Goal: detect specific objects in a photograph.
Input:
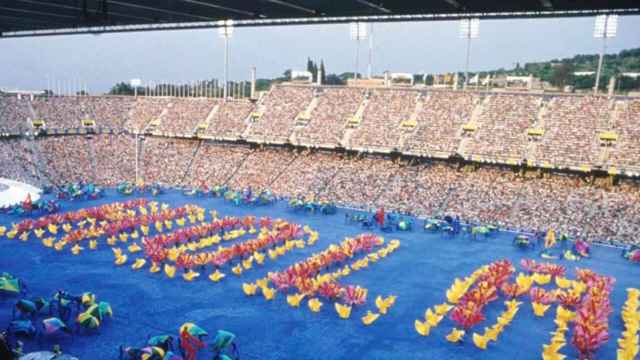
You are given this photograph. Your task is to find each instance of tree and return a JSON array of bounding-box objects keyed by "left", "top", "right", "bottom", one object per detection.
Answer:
[
  {"left": 339, "top": 72, "right": 358, "bottom": 81},
  {"left": 320, "top": 60, "right": 326, "bottom": 84},
  {"left": 324, "top": 74, "right": 345, "bottom": 85},
  {"left": 306, "top": 58, "right": 313, "bottom": 74},
  {"left": 551, "top": 62, "right": 575, "bottom": 88},
  {"left": 424, "top": 74, "right": 434, "bottom": 86},
  {"left": 573, "top": 75, "right": 595, "bottom": 90},
  {"left": 312, "top": 63, "right": 318, "bottom": 82},
  {"left": 617, "top": 75, "right": 640, "bottom": 91},
  {"left": 255, "top": 79, "right": 272, "bottom": 92},
  {"left": 109, "top": 82, "right": 135, "bottom": 95}
]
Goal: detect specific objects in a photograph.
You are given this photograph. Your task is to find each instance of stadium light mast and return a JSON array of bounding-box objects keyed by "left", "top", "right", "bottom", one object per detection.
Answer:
[
  {"left": 350, "top": 22, "right": 367, "bottom": 85},
  {"left": 459, "top": 18, "right": 479, "bottom": 89},
  {"left": 593, "top": 15, "right": 617, "bottom": 95},
  {"left": 218, "top": 20, "right": 234, "bottom": 99},
  {"left": 368, "top": 23, "right": 374, "bottom": 79}
]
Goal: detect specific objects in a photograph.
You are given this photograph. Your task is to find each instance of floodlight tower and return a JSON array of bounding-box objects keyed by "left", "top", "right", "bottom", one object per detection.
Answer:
[
  {"left": 593, "top": 15, "right": 617, "bottom": 95},
  {"left": 368, "top": 23, "right": 374, "bottom": 79},
  {"left": 218, "top": 20, "right": 234, "bottom": 99},
  {"left": 350, "top": 22, "right": 368, "bottom": 85},
  {"left": 459, "top": 18, "right": 479, "bottom": 89}
]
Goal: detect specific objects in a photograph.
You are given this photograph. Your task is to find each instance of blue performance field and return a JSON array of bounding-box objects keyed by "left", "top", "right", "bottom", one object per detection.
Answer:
[{"left": 0, "top": 189, "right": 638, "bottom": 360}]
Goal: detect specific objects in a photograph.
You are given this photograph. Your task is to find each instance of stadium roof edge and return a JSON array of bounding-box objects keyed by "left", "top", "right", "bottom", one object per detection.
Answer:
[{"left": 1, "top": 2, "right": 639, "bottom": 38}]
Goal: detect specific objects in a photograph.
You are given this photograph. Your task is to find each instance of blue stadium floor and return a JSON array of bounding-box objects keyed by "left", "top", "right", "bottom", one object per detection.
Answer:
[{"left": 0, "top": 189, "right": 637, "bottom": 359}]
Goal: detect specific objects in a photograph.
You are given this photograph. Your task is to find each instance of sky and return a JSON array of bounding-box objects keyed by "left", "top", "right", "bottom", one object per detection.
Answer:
[{"left": 0, "top": 15, "right": 639, "bottom": 93}]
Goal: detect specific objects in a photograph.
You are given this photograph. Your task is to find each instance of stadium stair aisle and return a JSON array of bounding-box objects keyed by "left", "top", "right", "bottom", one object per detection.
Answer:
[
  {"left": 224, "top": 150, "right": 252, "bottom": 186},
  {"left": 314, "top": 157, "right": 345, "bottom": 198},
  {"left": 179, "top": 139, "right": 203, "bottom": 186},
  {"left": 87, "top": 135, "right": 98, "bottom": 182},
  {"left": 268, "top": 152, "right": 299, "bottom": 189}
]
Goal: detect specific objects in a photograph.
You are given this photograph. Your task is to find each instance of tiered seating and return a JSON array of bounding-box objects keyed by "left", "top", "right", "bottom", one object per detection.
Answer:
[
  {"left": 376, "top": 163, "right": 461, "bottom": 216},
  {"left": 81, "top": 97, "right": 135, "bottom": 129},
  {"left": 92, "top": 134, "right": 136, "bottom": 186},
  {"left": 40, "top": 136, "right": 94, "bottom": 183},
  {"left": 158, "top": 98, "right": 216, "bottom": 135},
  {"left": 142, "top": 137, "right": 196, "bottom": 185},
  {"left": 609, "top": 100, "right": 640, "bottom": 171},
  {"left": 444, "top": 167, "right": 523, "bottom": 225},
  {"left": 350, "top": 89, "right": 416, "bottom": 151},
  {"left": 32, "top": 97, "right": 86, "bottom": 129},
  {"left": 32, "top": 96, "right": 138, "bottom": 130},
  {"left": 506, "top": 175, "right": 596, "bottom": 237},
  {"left": 465, "top": 94, "right": 539, "bottom": 161},
  {"left": 125, "top": 98, "right": 169, "bottom": 133},
  {"left": 4, "top": 88, "right": 640, "bottom": 246},
  {"left": 204, "top": 100, "right": 254, "bottom": 139},
  {"left": 318, "top": 156, "right": 400, "bottom": 208},
  {"left": 228, "top": 148, "right": 295, "bottom": 190},
  {"left": 247, "top": 86, "right": 313, "bottom": 143},
  {"left": 533, "top": 96, "right": 609, "bottom": 168},
  {"left": 602, "top": 181, "right": 640, "bottom": 245},
  {"left": 185, "top": 143, "right": 251, "bottom": 187},
  {"left": 270, "top": 151, "right": 343, "bottom": 197},
  {"left": 0, "top": 139, "right": 39, "bottom": 184},
  {"left": 0, "top": 96, "right": 31, "bottom": 132},
  {"left": 404, "top": 91, "right": 478, "bottom": 157},
  {"left": 294, "top": 88, "right": 364, "bottom": 147}
]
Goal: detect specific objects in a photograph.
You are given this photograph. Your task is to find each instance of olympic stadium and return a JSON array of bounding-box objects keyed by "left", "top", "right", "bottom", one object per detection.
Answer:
[{"left": 1, "top": 1, "right": 640, "bottom": 359}]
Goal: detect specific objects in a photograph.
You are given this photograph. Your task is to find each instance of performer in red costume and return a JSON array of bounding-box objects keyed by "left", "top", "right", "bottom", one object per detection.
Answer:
[
  {"left": 180, "top": 327, "right": 206, "bottom": 360},
  {"left": 22, "top": 194, "right": 33, "bottom": 212},
  {"left": 375, "top": 207, "right": 385, "bottom": 227}
]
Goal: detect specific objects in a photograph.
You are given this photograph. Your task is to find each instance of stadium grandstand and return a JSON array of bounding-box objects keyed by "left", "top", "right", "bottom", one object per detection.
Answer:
[
  {"left": 2, "top": 86, "right": 640, "bottom": 246},
  {"left": 1, "top": 2, "right": 640, "bottom": 360}
]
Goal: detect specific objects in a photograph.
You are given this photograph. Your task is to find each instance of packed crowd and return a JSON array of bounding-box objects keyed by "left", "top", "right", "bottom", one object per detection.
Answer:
[
  {"left": 92, "top": 134, "right": 136, "bottom": 186},
  {"left": 246, "top": 85, "right": 314, "bottom": 143},
  {"left": 269, "top": 150, "right": 342, "bottom": 197},
  {"left": 141, "top": 137, "right": 196, "bottom": 185},
  {"left": 0, "top": 139, "right": 40, "bottom": 184},
  {"left": 81, "top": 96, "right": 135, "bottom": 129},
  {"left": 29, "top": 96, "right": 134, "bottom": 129},
  {"left": 375, "top": 162, "right": 453, "bottom": 215},
  {"left": 317, "top": 155, "right": 401, "bottom": 208},
  {"left": 227, "top": 147, "right": 295, "bottom": 190},
  {"left": 3, "top": 88, "right": 640, "bottom": 173},
  {"left": 39, "top": 136, "right": 94, "bottom": 184},
  {"left": 0, "top": 96, "right": 32, "bottom": 132},
  {"left": 1, "top": 134, "right": 640, "bottom": 245},
  {"left": 185, "top": 142, "right": 250, "bottom": 187},
  {"left": 293, "top": 87, "right": 364, "bottom": 147},
  {"left": 158, "top": 98, "right": 217, "bottom": 135},
  {"left": 124, "top": 97, "right": 168, "bottom": 132},
  {"left": 609, "top": 99, "right": 640, "bottom": 170},
  {"left": 403, "top": 91, "right": 478, "bottom": 157},
  {"left": 2, "top": 88, "right": 640, "bottom": 246},
  {"left": 465, "top": 94, "right": 540, "bottom": 161},
  {"left": 532, "top": 96, "right": 610, "bottom": 167},
  {"left": 349, "top": 89, "right": 416, "bottom": 150},
  {"left": 204, "top": 99, "right": 255, "bottom": 139},
  {"left": 31, "top": 97, "right": 86, "bottom": 129}
]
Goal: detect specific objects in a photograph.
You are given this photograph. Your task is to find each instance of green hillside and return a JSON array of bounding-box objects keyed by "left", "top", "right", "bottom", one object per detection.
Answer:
[{"left": 509, "top": 47, "right": 640, "bottom": 90}]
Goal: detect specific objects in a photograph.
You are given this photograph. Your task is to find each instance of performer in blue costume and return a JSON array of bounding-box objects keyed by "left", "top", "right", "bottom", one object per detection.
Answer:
[{"left": 513, "top": 234, "right": 535, "bottom": 250}]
